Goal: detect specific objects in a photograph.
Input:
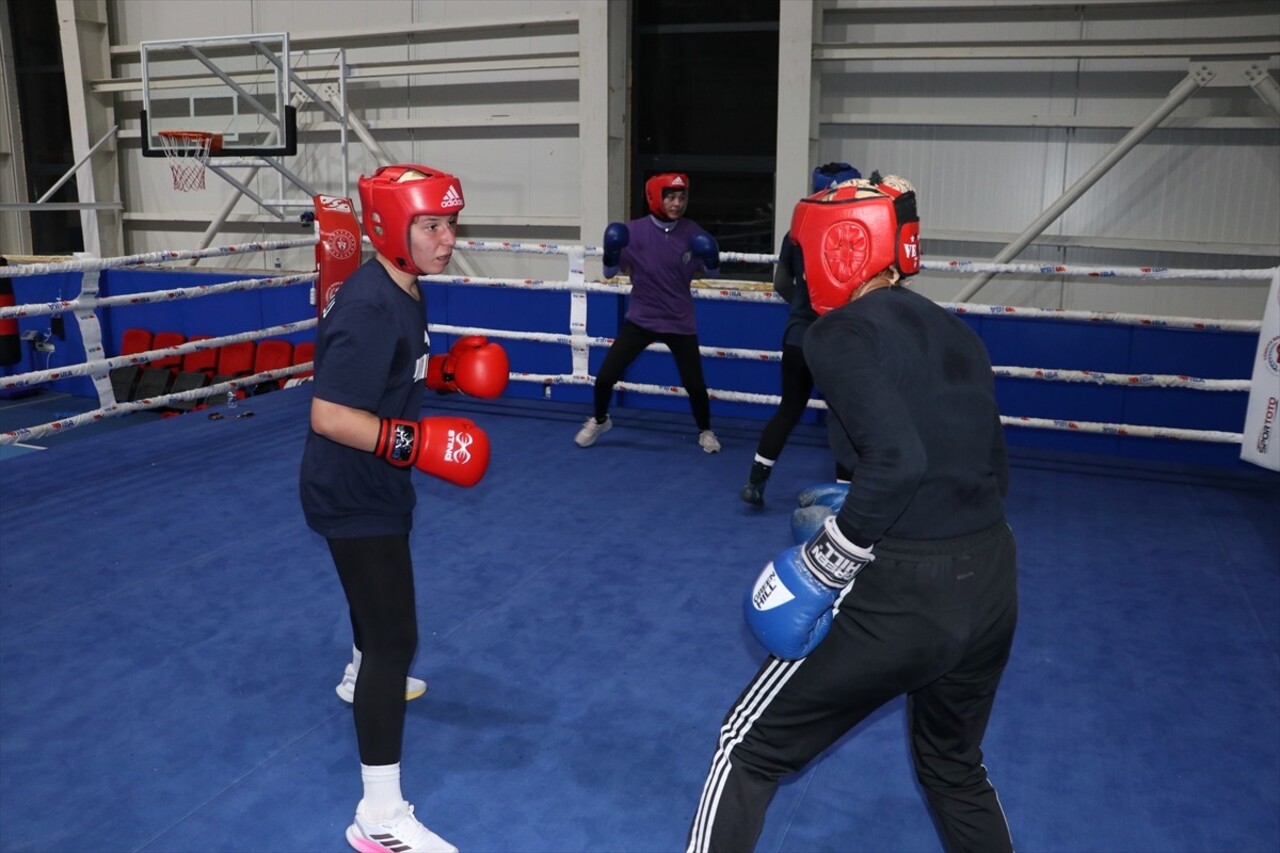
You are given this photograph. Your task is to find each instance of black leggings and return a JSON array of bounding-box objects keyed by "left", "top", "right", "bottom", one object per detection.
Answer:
[
  {"left": 329, "top": 535, "right": 418, "bottom": 766},
  {"left": 756, "top": 343, "right": 851, "bottom": 479},
  {"left": 594, "top": 321, "right": 711, "bottom": 431}
]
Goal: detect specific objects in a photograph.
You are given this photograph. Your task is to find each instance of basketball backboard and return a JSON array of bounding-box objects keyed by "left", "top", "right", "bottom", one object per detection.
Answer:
[{"left": 139, "top": 32, "right": 297, "bottom": 159}]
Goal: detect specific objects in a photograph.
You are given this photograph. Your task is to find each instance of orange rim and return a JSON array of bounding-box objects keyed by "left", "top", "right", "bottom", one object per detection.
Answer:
[{"left": 158, "top": 130, "right": 222, "bottom": 155}]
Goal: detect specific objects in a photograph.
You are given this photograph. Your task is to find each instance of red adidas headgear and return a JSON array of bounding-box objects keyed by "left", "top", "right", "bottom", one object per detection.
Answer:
[
  {"left": 789, "top": 175, "right": 920, "bottom": 314},
  {"left": 644, "top": 173, "right": 689, "bottom": 220},
  {"left": 358, "top": 164, "right": 465, "bottom": 275}
]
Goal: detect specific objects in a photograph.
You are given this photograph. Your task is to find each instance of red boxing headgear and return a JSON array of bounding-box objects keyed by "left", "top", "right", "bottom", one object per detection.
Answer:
[
  {"left": 358, "top": 164, "right": 465, "bottom": 275},
  {"left": 645, "top": 173, "right": 689, "bottom": 220},
  {"left": 789, "top": 175, "right": 920, "bottom": 314}
]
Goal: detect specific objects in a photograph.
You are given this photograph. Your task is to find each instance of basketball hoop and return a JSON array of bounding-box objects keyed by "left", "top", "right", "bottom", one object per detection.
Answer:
[{"left": 157, "top": 130, "right": 222, "bottom": 191}]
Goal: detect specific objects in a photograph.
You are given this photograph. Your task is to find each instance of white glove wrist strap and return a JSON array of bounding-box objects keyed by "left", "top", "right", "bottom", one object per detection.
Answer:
[{"left": 802, "top": 515, "right": 875, "bottom": 588}]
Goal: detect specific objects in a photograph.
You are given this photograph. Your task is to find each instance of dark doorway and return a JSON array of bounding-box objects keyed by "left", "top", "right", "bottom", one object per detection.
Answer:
[
  {"left": 631, "top": 0, "right": 779, "bottom": 279},
  {"left": 6, "top": 0, "right": 81, "bottom": 254}
]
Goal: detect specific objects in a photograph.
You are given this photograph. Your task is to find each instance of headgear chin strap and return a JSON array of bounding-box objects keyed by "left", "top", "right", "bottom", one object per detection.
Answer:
[
  {"left": 358, "top": 164, "right": 465, "bottom": 275},
  {"left": 644, "top": 173, "right": 689, "bottom": 220},
  {"left": 789, "top": 174, "right": 920, "bottom": 315}
]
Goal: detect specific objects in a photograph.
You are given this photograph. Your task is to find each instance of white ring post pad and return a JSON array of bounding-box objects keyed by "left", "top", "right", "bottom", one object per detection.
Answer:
[{"left": 313, "top": 195, "right": 362, "bottom": 319}]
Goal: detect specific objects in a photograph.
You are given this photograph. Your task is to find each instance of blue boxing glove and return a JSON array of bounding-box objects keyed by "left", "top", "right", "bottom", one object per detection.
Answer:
[
  {"left": 602, "top": 222, "right": 630, "bottom": 276},
  {"left": 792, "top": 482, "right": 850, "bottom": 543},
  {"left": 745, "top": 515, "right": 875, "bottom": 660},
  {"left": 791, "top": 504, "right": 834, "bottom": 545},
  {"left": 797, "top": 481, "right": 849, "bottom": 510},
  {"left": 689, "top": 231, "right": 720, "bottom": 276}
]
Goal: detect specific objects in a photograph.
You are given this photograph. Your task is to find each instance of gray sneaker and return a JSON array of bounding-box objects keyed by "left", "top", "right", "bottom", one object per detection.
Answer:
[
  {"left": 575, "top": 415, "right": 612, "bottom": 447},
  {"left": 698, "top": 430, "right": 721, "bottom": 453}
]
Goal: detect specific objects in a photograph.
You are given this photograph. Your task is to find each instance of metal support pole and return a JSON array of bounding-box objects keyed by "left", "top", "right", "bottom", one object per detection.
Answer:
[
  {"left": 36, "top": 125, "right": 118, "bottom": 204},
  {"left": 184, "top": 166, "right": 261, "bottom": 266},
  {"left": 1242, "top": 63, "right": 1280, "bottom": 117},
  {"left": 319, "top": 85, "right": 394, "bottom": 167},
  {"left": 185, "top": 45, "right": 282, "bottom": 130},
  {"left": 953, "top": 67, "right": 1213, "bottom": 302},
  {"left": 206, "top": 165, "right": 282, "bottom": 215}
]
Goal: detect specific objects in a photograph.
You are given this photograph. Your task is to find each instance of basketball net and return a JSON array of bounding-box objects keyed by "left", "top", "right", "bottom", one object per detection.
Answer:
[{"left": 158, "top": 131, "right": 221, "bottom": 191}]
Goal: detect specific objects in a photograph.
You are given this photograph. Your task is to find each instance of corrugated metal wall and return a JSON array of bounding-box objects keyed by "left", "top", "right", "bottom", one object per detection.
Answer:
[
  {"left": 96, "top": 0, "right": 1280, "bottom": 318},
  {"left": 815, "top": 0, "right": 1279, "bottom": 318}
]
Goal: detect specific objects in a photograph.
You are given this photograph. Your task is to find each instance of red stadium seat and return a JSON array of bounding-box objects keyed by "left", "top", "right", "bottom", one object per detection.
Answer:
[
  {"left": 214, "top": 341, "right": 256, "bottom": 377},
  {"left": 149, "top": 331, "right": 186, "bottom": 373},
  {"left": 250, "top": 339, "right": 293, "bottom": 394},
  {"left": 291, "top": 341, "right": 315, "bottom": 381},
  {"left": 120, "top": 328, "right": 152, "bottom": 357},
  {"left": 212, "top": 341, "right": 256, "bottom": 401},
  {"left": 182, "top": 334, "right": 218, "bottom": 377}
]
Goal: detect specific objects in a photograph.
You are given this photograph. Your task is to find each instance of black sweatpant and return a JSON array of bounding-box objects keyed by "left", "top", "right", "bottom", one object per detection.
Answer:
[
  {"left": 593, "top": 320, "right": 711, "bottom": 430},
  {"left": 755, "top": 343, "right": 851, "bottom": 479},
  {"left": 687, "top": 521, "right": 1018, "bottom": 853},
  {"left": 329, "top": 535, "right": 419, "bottom": 767}
]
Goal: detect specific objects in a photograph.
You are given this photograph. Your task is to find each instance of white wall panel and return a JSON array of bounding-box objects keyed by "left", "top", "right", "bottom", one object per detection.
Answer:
[
  {"left": 250, "top": 0, "right": 412, "bottom": 35},
  {"left": 103, "top": 0, "right": 587, "bottom": 278},
  {"left": 809, "top": 1, "right": 1280, "bottom": 319},
  {"left": 87, "top": 1, "right": 1280, "bottom": 321},
  {"left": 821, "top": 124, "right": 1066, "bottom": 234},
  {"left": 398, "top": 133, "right": 581, "bottom": 219},
  {"left": 110, "top": 0, "right": 256, "bottom": 45},
  {"left": 1057, "top": 127, "right": 1280, "bottom": 248}
]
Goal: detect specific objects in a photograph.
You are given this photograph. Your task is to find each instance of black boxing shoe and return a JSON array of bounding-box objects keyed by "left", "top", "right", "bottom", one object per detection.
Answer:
[{"left": 740, "top": 460, "right": 772, "bottom": 506}]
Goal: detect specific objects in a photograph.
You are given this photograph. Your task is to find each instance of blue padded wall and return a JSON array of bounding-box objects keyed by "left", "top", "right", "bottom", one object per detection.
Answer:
[
  {"left": 2, "top": 265, "right": 1264, "bottom": 471},
  {"left": 1, "top": 271, "right": 94, "bottom": 398},
  {"left": 0, "top": 268, "right": 313, "bottom": 399},
  {"left": 426, "top": 280, "right": 1260, "bottom": 469},
  {"left": 98, "top": 268, "right": 314, "bottom": 355}
]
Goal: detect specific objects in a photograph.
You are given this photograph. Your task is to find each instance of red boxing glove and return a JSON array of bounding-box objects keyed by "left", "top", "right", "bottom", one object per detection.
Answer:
[
  {"left": 453, "top": 335, "right": 489, "bottom": 349},
  {"left": 375, "top": 416, "right": 490, "bottom": 487},
  {"left": 426, "top": 336, "right": 510, "bottom": 398},
  {"left": 426, "top": 354, "right": 454, "bottom": 395},
  {"left": 375, "top": 418, "right": 422, "bottom": 467}
]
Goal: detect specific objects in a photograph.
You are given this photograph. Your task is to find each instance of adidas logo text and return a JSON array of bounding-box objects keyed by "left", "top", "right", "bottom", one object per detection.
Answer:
[{"left": 440, "top": 186, "right": 463, "bottom": 208}]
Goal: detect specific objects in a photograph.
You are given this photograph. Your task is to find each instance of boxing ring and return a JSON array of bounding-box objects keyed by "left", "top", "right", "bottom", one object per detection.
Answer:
[
  {"left": 2, "top": 232, "right": 1276, "bottom": 462},
  {"left": 0, "top": 231, "right": 1278, "bottom": 853}
]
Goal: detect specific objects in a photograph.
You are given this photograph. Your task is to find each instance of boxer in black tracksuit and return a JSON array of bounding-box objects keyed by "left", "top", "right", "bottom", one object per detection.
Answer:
[{"left": 688, "top": 262, "right": 1017, "bottom": 850}]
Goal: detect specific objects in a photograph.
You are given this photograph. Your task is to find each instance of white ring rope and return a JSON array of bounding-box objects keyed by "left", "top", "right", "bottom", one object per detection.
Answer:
[
  {"left": 0, "top": 273, "right": 316, "bottom": 321},
  {"left": 1003, "top": 416, "right": 1243, "bottom": 444},
  {"left": 2, "top": 367, "right": 311, "bottom": 444},
  {"left": 944, "top": 303, "right": 1260, "bottom": 333},
  {"left": 431, "top": 323, "right": 1246, "bottom": 391},
  {"left": 927, "top": 258, "right": 1275, "bottom": 282},
  {"left": 0, "top": 238, "right": 316, "bottom": 277},
  {"left": 2, "top": 237, "right": 1274, "bottom": 447},
  {"left": 990, "top": 366, "right": 1250, "bottom": 391},
  {"left": 424, "top": 274, "right": 1264, "bottom": 333}
]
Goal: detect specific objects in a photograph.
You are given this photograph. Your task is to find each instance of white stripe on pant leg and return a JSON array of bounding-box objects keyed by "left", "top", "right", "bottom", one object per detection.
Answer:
[
  {"left": 984, "top": 766, "right": 1015, "bottom": 849},
  {"left": 689, "top": 659, "right": 792, "bottom": 853},
  {"left": 715, "top": 655, "right": 793, "bottom": 751},
  {"left": 707, "top": 587, "right": 856, "bottom": 758},
  {"left": 688, "top": 656, "right": 806, "bottom": 853},
  {"left": 690, "top": 658, "right": 800, "bottom": 852},
  {"left": 691, "top": 586, "right": 861, "bottom": 849}
]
